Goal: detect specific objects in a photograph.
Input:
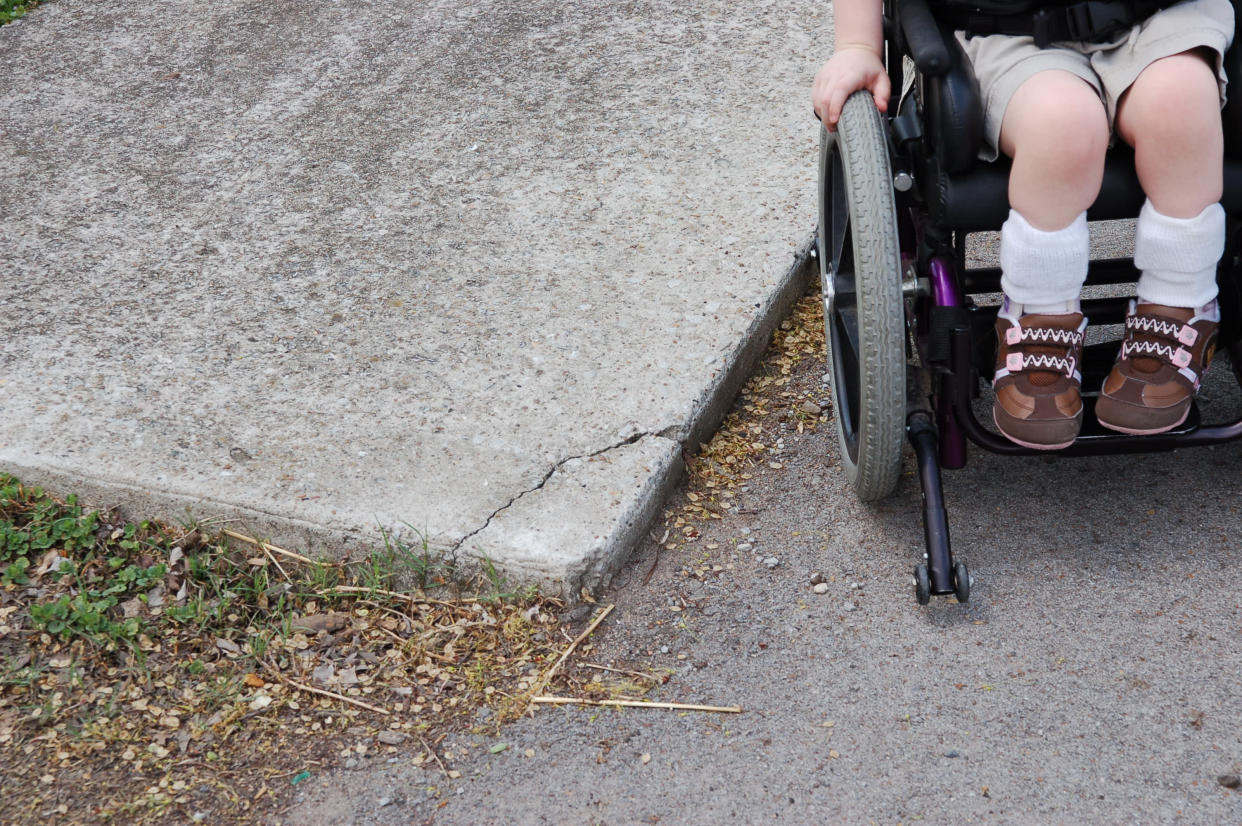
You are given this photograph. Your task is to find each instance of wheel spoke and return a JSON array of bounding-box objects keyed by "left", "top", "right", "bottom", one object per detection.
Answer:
[
  {"left": 833, "top": 306, "right": 863, "bottom": 452},
  {"left": 830, "top": 155, "right": 849, "bottom": 276}
]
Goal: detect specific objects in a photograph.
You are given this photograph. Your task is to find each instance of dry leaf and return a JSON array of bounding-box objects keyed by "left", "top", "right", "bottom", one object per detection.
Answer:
[
  {"left": 215, "top": 639, "right": 241, "bottom": 655},
  {"left": 290, "top": 613, "right": 349, "bottom": 634}
]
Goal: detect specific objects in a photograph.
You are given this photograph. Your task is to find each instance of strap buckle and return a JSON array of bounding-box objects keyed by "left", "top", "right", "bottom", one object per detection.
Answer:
[
  {"left": 1031, "top": 8, "right": 1056, "bottom": 47},
  {"left": 1069, "top": 1, "right": 1132, "bottom": 40},
  {"left": 1033, "top": 0, "right": 1133, "bottom": 47}
]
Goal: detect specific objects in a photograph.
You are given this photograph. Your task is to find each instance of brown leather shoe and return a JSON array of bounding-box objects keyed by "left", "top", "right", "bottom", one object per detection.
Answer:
[
  {"left": 992, "top": 301, "right": 1087, "bottom": 450},
  {"left": 1096, "top": 300, "right": 1219, "bottom": 435}
]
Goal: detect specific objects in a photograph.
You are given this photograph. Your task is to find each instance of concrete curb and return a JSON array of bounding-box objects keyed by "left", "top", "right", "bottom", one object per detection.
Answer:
[
  {"left": 0, "top": 0, "right": 828, "bottom": 600},
  {"left": 454, "top": 238, "right": 818, "bottom": 597},
  {"left": 2, "top": 239, "right": 817, "bottom": 599}
]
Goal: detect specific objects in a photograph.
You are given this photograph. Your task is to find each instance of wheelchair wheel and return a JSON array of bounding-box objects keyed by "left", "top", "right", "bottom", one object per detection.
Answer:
[
  {"left": 952, "top": 561, "right": 970, "bottom": 604},
  {"left": 913, "top": 563, "right": 931, "bottom": 606},
  {"left": 818, "top": 92, "right": 905, "bottom": 502}
]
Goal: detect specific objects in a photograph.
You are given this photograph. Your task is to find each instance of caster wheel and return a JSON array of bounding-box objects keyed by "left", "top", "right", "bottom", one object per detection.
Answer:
[
  {"left": 953, "top": 561, "right": 970, "bottom": 604},
  {"left": 913, "top": 564, "right": 931, "bottom": 606}
]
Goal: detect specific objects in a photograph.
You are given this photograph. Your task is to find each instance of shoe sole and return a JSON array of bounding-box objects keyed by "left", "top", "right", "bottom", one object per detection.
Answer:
[
  {"left": 992, "top": 409, "right": 1077, "bottom": 451},
  {"left": 1096, "top": 406, "right": 1190, "bottom": 436}
]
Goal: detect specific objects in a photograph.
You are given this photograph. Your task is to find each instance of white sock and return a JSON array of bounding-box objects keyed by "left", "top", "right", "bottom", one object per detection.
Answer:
[
  {"left": 999, "top": 209, "right": 1088, "bottom": 314},
  {"left": 1134, "top": 200, "right": 1224, "bottom": 308}
]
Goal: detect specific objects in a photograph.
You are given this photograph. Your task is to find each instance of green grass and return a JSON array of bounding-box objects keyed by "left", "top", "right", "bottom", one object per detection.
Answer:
[{"left": 0, "top": 0, "right": 38, "bottom": 24}]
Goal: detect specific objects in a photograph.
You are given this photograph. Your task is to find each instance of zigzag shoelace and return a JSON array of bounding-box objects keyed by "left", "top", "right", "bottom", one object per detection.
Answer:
[
  {"left": 1014, "top": 326, "right": 1084, "bottom": 347},
  {"left": 1120, "top": 338, "right": 1191, "bottom": 369},
  {"left": 1012, "top": 352, "right": 1078, "bottom": 376},
  {"left": 1003, "top": 323, "right": 1083, "bottom": 378},
  {"left": 1126, "top": 314, "right": 1184, "bottom": 339},
  {"left": 1121, "top": 314, "right": 1201, "bottom": 374},
  {"left": 1122, "top": 337, "right": 1197, "bottom": 372}
]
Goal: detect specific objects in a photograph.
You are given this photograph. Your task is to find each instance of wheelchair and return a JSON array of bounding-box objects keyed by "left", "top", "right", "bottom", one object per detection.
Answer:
[{"left": 816, "top": 0, "right": 1242, "bottom": 603}]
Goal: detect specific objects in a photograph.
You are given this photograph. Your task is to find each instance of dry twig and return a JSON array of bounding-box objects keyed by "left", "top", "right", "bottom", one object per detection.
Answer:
[
  {"left": 531, "top": 696, "right": 742, "bottom": 713},
  {"left": 419, "top": 735, "right": 450, "bottom": 777},
  {"left": 529, "top": 604, "right": 614, "bottom": 701},
  {"left": 222, "top": 529, "right": 315, "bottom": 565},
  {"left": 327, "top": 585, "right": 478, "bottom": 607},
  {"left": 581, "top": 662, "right": 662, "bottom": 683},
  {"left": 260, "top": 663, "right": 389, "bottom": 715},
  {"left": 263, "top": 545, "right": 291, "bottom": 582}
]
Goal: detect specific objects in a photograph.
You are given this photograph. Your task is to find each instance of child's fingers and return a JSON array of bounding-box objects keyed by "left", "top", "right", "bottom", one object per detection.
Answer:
[
  {"left": 826, "top": 86, "right": 851, "bottom": 130},
  {"left": 870, "top": 73, "right": 892, "bottom": 113}
]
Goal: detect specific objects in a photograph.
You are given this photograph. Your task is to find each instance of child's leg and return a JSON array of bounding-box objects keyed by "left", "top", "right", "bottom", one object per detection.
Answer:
[
  {"left": 1000, "top": 70, "right": 1110, "bottom": 232},
  {"left": 1117, "top": 49, "right": 1223, "bottom": 220},
  {"left": 1096, "top": 49, "right": 1225, "bottom": 434},
  {"left": 989, "top": 71, "right": 1106, "bottom": 449},
  {"left": 1116, "top": 49, "right": 1224, "bottom": 309}
]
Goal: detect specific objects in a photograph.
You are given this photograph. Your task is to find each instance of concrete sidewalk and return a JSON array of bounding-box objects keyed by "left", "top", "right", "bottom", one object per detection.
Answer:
[{"left": 0, "top": 0, "right": 825, "bottom": 596}]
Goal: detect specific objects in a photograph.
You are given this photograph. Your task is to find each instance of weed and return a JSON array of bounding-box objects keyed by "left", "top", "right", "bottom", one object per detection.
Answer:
[
  {"left": 0, "top": 477, "right": 97, "bottom": 585},
  {"left": 248, "top": 630, "right": 269, "bottom": 661},
  {"left": 476, "top": 553, "right": 537, "bottom": 604},
  {"left": 375, "top": 523, "right": 448, "bottom": 590},
  {"left": 1, "top": 0, "right": 41, "bottom": 25}
]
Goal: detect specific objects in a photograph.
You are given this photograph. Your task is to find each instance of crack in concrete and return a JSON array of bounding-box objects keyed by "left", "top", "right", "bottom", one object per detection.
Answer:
[
  {"left": 443, "top": 238, "right": 816, "bottom": 570},
  {"left": 447, "top": 430, "right": 659, "bottom": 561}
]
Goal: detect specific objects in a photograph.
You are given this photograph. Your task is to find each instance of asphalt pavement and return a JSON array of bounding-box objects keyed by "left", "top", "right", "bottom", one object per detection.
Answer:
[{"left": 288, "top": 224, "right": 1242, "bottom": 825}]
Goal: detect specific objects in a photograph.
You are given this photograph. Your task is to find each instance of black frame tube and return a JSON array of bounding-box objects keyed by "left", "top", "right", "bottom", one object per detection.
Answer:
[{"left": 907, "top": 412, "right": 955, "bottom": 595}]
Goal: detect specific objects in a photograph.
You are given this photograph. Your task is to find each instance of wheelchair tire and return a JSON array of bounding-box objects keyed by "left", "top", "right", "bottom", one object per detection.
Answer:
[
  {"left": 818, "top": 92, "right": 905, "bottom": 502},
  {"left": 953, "top": 561, "right": 970, "bottom": 604},
  {"left": 913, "top": 563, "right": 931, "bottom": 606}
]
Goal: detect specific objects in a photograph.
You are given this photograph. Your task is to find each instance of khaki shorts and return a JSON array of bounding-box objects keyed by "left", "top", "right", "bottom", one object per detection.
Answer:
[{"left": 956, "top": 0, "right": 1235, "bottom": 160}]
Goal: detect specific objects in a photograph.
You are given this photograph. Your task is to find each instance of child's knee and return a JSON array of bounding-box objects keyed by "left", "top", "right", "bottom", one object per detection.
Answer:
[
  {"left": 1002, "top": 72, "right": 1109, "bottom": 163},
  {"left": 1121, "top": 52, "right": 1222, "bottom": 140}
]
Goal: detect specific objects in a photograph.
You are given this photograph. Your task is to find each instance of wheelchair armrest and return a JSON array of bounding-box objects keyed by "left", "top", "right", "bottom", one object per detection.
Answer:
[
  {"left": 924, "top": 28, "right": 985, "bottom": 173},
  {"left": 896, "top": 0, "right": 951, "bottom": 76}
]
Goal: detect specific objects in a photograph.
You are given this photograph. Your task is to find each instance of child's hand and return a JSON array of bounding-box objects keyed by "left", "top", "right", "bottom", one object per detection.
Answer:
[{"left": 812, "top": 47, "right": 890, "bottom": 131}]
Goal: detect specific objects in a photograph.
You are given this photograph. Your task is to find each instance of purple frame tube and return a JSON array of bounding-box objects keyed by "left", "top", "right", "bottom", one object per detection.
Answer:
[{"left": 929, "top": 256, "right": 968, "bottom": 469}]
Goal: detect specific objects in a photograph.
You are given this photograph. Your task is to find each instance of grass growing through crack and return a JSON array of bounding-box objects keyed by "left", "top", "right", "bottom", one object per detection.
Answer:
[{"left": 0, "top": 476, "right": 571, "bottom": 824}]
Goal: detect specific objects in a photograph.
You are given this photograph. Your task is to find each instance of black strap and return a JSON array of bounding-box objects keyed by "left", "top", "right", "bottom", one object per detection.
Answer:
[{"left": 942, "top": 0, "right": 1174, "bottom": 47}]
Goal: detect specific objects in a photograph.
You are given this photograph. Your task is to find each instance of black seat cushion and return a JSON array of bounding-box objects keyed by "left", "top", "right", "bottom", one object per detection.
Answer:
[
  {"left": 928, "top": 150, "right": 1242, "bottom": 232},
  {"left": 1223, "top": 29, "right": 1242, "bottom": 150}
]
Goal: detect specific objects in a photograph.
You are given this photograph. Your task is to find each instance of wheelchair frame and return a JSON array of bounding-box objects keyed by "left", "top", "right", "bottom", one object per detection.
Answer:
[{"left": 816, "top": 0, "right": 1242, "bottom": 604}]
